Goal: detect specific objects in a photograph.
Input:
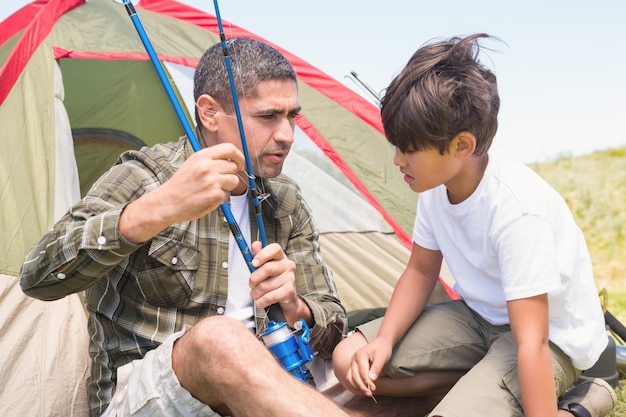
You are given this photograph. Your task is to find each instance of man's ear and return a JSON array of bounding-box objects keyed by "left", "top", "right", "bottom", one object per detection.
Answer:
[
  {"left": 196, "top": 94, "right": 220, "bottom": 132},
  {"left": 452, "top": 132, "right": 477, "bottom": 160}
]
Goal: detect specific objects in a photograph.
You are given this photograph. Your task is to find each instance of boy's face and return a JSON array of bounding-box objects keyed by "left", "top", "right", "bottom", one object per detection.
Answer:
[
  {"left": 215, "top": 79, "right": 300, "bottom": 179},
  {"left": 393, "top": 145, "right": 461, "bottom": 194}
]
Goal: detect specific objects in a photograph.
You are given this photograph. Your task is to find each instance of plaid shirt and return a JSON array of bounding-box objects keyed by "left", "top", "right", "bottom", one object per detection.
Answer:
[{"left": 20, "top": 136, "right": 347, "bottom": 417}]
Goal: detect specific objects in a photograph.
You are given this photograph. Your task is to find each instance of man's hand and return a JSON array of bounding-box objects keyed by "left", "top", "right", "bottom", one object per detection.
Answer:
[
  {"left": 120, "top": 143, "right": 245, "bottom": 243},
  {"left": 249, "top": 241, "right": 313, "bottom": 327}
]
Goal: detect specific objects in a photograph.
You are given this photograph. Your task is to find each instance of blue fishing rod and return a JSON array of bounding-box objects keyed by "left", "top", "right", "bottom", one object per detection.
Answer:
[
  {"left": 120, "top": 0, "right": 314, "bottom": 384},
  {"left": 212, "top": 0, "right": 314, "bottom": 384},
  {"left": 213, "top": 0, "right": 268, "bottom": 250},
  {"left": 120, "top": 0, "right": 253, "bottom": 263}
]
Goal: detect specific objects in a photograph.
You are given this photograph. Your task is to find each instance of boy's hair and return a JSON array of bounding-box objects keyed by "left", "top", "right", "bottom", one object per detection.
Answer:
[
  {"left": 193, "top": 38, "right": 297, "bottom": 124},
  {"left": 381, "top": 33, "right": 500, "bottom": 155}
]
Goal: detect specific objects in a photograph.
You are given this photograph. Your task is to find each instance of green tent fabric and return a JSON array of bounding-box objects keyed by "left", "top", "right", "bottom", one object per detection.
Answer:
[{"left": 0, "top": 1, "right": 455, "bottom": 415}]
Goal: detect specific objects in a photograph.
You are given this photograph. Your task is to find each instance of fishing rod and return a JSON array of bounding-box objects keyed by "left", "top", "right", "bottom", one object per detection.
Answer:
[
  {"left": 120, "top": 0, "right": 267, "bottom": 306},
  {"left": 213, "top": 0, "right": 268, "bottom": 249},
  {"left": 211, "top": 0, "right": 314, "bottom": 384},
  {"left": 120, "top": 0, "right": 314, "bottom": 383}
]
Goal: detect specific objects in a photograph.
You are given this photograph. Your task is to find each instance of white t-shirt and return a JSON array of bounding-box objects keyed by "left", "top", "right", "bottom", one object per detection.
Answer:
[
  {"left": 224, "top": 193, "right": 255, "bottom": 331},
  {"left": 413, "top": 150, "right": 606, "bottom": 370}
]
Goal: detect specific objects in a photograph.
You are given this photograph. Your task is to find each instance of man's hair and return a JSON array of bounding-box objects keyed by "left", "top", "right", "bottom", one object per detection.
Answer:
[
  {"left": 381, "top": 33, "right": 500, "bottom": 155},
  {"left": 194, "top": 38, "right": 297, "bottom": 124}
]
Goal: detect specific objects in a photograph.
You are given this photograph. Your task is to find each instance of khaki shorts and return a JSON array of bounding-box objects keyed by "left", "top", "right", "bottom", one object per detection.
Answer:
[
  {"left": 357, "top": 300, "right": 580, "bottom": 417},
  {"left": 101, "top": 326, "right": 219, "bottom": 417}
]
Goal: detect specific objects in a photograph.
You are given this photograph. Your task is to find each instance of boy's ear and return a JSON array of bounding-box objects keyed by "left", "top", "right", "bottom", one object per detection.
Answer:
[
  {"left": 196, "top": 94, "right": 220, "bottom": 132},
  {"left": 452, "top": 132, "right": 477, "bottom": 159}
]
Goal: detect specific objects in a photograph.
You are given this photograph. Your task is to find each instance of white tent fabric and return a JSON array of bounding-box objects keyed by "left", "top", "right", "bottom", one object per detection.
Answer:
[
  {"left": 53, "top": 60, "right": 81, "bottom": 220},
  {"left": 0, "top": 276, "right": 90, "bottom": 417}
]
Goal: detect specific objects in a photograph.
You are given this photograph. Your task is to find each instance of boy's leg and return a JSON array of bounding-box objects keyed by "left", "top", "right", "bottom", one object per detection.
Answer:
[
  {"left": 430, "top": 332, "right": 579, "bottom": 417},
  {"left": 333, "top": 300, "right": 488, "bottom": 397}
]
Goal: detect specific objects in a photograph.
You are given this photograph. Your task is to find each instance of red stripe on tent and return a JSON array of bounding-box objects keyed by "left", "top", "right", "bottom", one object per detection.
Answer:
[
  {"left": 297, "top": 113, "right": 412, "bottom": 248},
  {"left": 0, "top": 2, "right": 42, "bottom": 45},
  {"left": 52, "top": 47, "right": 199, "bottom": 68},
  {"left": 0, "top": 0, "right": 85, "bottom": 106}
]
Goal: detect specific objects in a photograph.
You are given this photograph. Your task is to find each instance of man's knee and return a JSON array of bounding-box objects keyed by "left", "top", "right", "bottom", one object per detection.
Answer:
[
  {"left": 187, "top": 316, "right": 272, "bottom": 366},
  {"left": 192, "top": 316, "right": 255, "bottom": 352}
]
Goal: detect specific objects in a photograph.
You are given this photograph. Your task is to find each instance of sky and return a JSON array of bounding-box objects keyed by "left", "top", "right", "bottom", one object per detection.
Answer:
[{"left": 2, "top": 0, "right": 625, "bottom": 163}]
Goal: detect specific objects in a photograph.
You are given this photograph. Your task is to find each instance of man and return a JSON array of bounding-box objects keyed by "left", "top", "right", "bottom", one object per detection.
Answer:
[{"left": 20, "top": 38, "right": 347, "bottom": 417}]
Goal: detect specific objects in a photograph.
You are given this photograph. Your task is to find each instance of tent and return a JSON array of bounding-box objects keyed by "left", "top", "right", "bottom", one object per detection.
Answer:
[{"left": 0, "top": 0, "right": 455, "bottom": 415}]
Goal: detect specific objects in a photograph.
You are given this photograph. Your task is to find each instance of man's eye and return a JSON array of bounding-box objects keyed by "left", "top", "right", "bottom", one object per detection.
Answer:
[{"left": 288, "top": 111, "right": 300, "bottom": 119}]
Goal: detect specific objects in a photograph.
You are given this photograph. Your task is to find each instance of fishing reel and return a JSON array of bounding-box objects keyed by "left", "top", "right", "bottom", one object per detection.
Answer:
[{"left": 260, "top": 319, "right": 315, "bottom": 385}]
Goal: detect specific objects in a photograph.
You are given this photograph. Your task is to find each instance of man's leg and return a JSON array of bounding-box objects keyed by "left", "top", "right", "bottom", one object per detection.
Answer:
[{"left": 172, "top": 315, "right": 349, "bottom": 417}]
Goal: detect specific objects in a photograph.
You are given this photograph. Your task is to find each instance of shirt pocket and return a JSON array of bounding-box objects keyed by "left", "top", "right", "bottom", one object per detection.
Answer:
[{"left": 134, "top": 235, "right": 200, "bottom": 308}]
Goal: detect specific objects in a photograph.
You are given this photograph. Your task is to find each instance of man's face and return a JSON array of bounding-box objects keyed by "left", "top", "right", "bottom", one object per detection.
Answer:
[{"left": 216, "top": 79, "right": 300, "bottom": 179}]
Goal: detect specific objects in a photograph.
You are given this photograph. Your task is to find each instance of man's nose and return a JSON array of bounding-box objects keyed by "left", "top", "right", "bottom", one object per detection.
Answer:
[{"left": 274, "top": 118, "right": 295, "bottom": 144}]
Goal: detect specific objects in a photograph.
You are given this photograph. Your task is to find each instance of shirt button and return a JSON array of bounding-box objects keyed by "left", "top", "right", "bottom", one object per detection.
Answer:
[
  {"left": 223, "top": 217, "right": 228, "bottom": 223},
  {"left": 172, "top": 256, "right": 178, "bottom": 265},
  {"left": 97, "top": 236, "right": 107, "bottom": 245},
  {"left": 221, "top": 261, "right": 228, "bottom": 269},
  {"left": 56, "top": 273, "right": 66, "bottom": 280},
  {"left": 217, "top": 307, "right": 225, "bottom": 315}
]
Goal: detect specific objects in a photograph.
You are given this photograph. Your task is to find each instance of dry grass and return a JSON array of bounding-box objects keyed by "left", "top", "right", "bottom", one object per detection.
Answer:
[{"left": 531, "top": 148, "right": 626, "bottom": 416}]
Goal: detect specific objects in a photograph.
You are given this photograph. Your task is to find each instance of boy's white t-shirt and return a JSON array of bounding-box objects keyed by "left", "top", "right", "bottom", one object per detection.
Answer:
[
  {"left": 224, "top": 193, "right": 256, "bottom": 331},
  {"left": 412, "top": 150, "right": 606, "bottom": 370}
]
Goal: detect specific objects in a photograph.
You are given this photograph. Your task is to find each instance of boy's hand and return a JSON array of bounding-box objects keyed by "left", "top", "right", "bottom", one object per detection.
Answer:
[{"left": 348, "top": 337, "right": 393, "bottom": 397}]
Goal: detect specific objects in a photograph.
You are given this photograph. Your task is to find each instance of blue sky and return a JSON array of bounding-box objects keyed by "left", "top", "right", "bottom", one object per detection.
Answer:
[{"left": 2, "top": 0, "right": 625, "bottom": 163}]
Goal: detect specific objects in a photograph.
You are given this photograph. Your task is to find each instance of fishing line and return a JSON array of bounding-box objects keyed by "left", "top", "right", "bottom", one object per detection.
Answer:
[{"left": 219, "top": 35, "right": 270, "bottom": 205}]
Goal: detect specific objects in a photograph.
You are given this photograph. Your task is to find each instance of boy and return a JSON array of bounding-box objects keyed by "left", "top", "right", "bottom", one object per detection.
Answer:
[{"left": 332, "top": 33, "right": 616, "bottom": 417}]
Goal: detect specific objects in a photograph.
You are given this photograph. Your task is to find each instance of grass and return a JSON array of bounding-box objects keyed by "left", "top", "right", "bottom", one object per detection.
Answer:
[
  {"left": 531, "top": 148, "right": 626, "bottom": 416},
  {"left": 614, "top": 386, "right": 626, "bottom": 417}
]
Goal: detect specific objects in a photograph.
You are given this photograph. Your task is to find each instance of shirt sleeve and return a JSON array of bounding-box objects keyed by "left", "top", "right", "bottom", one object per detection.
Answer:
[
  {"left": 412, "top": 190, "right": 440, "bottom": 251},
  {"left": 494, "top": 214, "right": 562, "bottom": 301},
  {"left": 19, "top": 162, "right": 148, "bottom": 300}
]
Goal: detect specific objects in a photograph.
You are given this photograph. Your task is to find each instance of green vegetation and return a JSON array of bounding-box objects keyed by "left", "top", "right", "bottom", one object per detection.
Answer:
[
  {"left": 531, "top": 148, "right": 626, "bottom": 322},
  {"left": 531, "top": 148, "right": 626, "bottom": 416},
  {"left": 614, "top": 386, "right": 626, "bottom": 417}
]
